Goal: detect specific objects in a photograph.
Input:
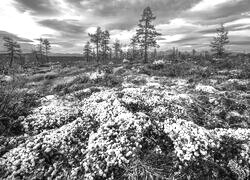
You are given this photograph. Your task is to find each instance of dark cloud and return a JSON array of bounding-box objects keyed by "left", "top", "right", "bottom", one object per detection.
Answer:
[
  {"left": 53, "top": 41, "right": 76, "bottom": 48},
  {"left": 197, "top": 23, "right": 250, "bottom": 36},
  {"left": 0, "top": 30, "right": 33, "bottom": 43},
  {"left": 170, "top": 34, "right": 208, "bottom": 44},
  {"left": 184, "top": 0, "right": 250, "bottom": 25},
  {"left": 105, "top": 21, "right": 136, "bottom": 31},
  {"left": 157, "top": 24, "right": 198, "bottom": 36},
  {"left": 6, "top": 0, "right": 250, "bottom": 53},
  {"left": 157, "top": 37, "right": 166, "bottom": 41},
  {"left": 197, "top": 23, "right": 247, "bottom": 34},
  {"left": 231, "top": 41, "right": 250, "bottom": 46},
  {"left": 0, "top": 31, "right": 34, "bottom": 53},
  {"left": 66, "top": 0, "right": 202, "bottom": 28},
  {"left": 38, "top": 19, "right": 87, "bottom": 37},
  {"left": 13, "top": 0, "right": 61, "bottom": 16}
]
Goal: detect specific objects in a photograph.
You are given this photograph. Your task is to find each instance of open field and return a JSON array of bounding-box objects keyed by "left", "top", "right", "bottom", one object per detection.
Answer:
[{"left": 1, "top": 58, "right": 250, "bottom": 179}]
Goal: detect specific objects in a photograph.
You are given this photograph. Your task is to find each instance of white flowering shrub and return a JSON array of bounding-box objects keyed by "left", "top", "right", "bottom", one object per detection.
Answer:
[
  {"left": 0, "top": 117, "right": 96, "bottom": 179},
  {"left": 148, "top": 59, "right": 165, "bottom": 70},
  {"left": 195, "top": 84, "right": 218, "bottom": 93},
  {"left": 1, "top": 82, "right": 250, "bottom": 179},
  {"left": 21, "top": 95, "right": 81, "bottom": 135},
  {"left": 87, "top": 70, "right": 106, "bottom": 80},
  {"left": 153, "top": 59, "right": 165, "bottom": 66}
]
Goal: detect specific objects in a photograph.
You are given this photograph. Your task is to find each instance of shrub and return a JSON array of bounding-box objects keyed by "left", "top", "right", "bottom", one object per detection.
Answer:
[
  {"left": 94, "top": 74, "right": 123, "bottom": 87},
  {"left": 190, "top": 66, "right": 214, "bottom": 78},
  {"left": 238, "top": 64, "right": 250, "bottom": 79},
  {"left": 138, "top": 66, "right": 152, "bottom": 76},
  {"left": 53, "top": 76, "right": 90, "bottom": 95},
  {"left": 165, "top": 62, "right": 192, "bottom": 77},
  {"left": 102, "top": 65, "right": 113, "bottom": 74},
  {"left": 44, "top": 73, "right": 58, "bottom": 80},
  {"left": 1, "top": 88, "right": 250, "bottom": 179},
  {"left": 148, "top": 60, "right": 165, "bottom": 70},
  {"left": 31, "top": 74, "right": 45, "bottom": 82},
  {"left": 0, "top": 78, "right": 40, "bottom": 136},
  {"left": 131, "top": 77, "right": 147, "bottom": 86}
]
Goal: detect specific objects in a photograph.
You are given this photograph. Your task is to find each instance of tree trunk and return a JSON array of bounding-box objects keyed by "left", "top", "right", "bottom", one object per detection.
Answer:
[
  {"left": 45, "top": 49, "right": 48, "bottom": 62},
  {"left": 96, "top": 42, "right": 99, "bottom": 63},
  {"left": 144, "top": 19, "right": 148, "bottom": 63},
  {"left": 144, "top": 46, "right": 148, "bottom": 63},
  {"left": 9, "top": 51, "right": 14, "bottom": 68},
  {"left": 132, "top": 47, "right": 135, "bottom": 60}
]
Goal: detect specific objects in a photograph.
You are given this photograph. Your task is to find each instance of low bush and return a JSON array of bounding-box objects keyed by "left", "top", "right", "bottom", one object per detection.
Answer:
[
  {"left": 0, "top": 87, "right": 250, "bottom": 179},
  {"left": 214, "top": 58, "right": 235, "bottom": 69},
  {"left": 189, "top": 92, "right": 250, "bottom": 129},
  {"left": 0, "top": 78, "right": 40, "bottom": 136},
  {"left": 44, "top": 73, "right": 58, "bottom": 80},
  {"left": 102, "top": 65, "right": 113, "bottom": 74},
  {"left": 92, "top": 74, "right": 123, "bottom": 87},
  {"left": 148, "top": 60, "right": 165, "bottom": 70},
  {"left": 238, "top": 64, "right": 250, "bottom": 79},
  {"left": 53, "top": 76, "right": 90, "bottom": 95},
  {"left": 138, "top": 66, "right": 152, "bottom": 76},
  {"left": 155, "top": 62, "right": 192, "bottom": 77},
  {"left": 131, "top": 77, "right": 147, "bottom": 86},
  {"left": 31, "top": 74, "right": 45, "bottom": 82}
]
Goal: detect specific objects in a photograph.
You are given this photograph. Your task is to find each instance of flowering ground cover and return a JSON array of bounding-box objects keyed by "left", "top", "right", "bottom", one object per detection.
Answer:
[{"left": 0, "top": 62, "right": 250, "bottom": 179}]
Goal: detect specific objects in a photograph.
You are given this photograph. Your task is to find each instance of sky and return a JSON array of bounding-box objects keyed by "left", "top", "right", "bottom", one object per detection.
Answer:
[{"left": 0, "top": 0, "right": 250, "bottom": 53}]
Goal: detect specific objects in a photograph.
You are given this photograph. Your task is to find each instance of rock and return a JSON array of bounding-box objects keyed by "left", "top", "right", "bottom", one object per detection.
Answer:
[
  {"left": 0, "top": 75, "right": 13, "bottom": 83},
  {"left": 113, "top": 66, "right": 123, "bottom": 74},
  {"left": 44, "top": 147, "right": 52, "bottom": 153},
  {"left": 195, "top": 84, "right": 218, "bottom": 93},
  {"left": 123, "top": 59, "right": 129, "bottom": 63},
  {"left": 33, "top": 143, "right": 42, "bottom": 150}
]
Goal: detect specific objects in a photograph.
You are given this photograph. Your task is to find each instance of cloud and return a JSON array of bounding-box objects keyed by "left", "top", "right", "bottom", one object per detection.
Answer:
[
  {"left": 38, "top": 19, "right": 87, "bottom": 36},
  {"left": 0, "top": 0, "right": 249, "bottom": 53},
  {"left": 13, "top": 0, "right": 61, "bottom": 16},
  {"left": 0, "top": 31, "right": 34, "bottom": 53},
  {"left": 184, "top": 0, "right": 250, "bottom": 25},
  {"left": 0, "top": 30, "right": 33, "bottom": 43},
  {"left": 65, "top": 0, "right": 202, "bottom": 27}
]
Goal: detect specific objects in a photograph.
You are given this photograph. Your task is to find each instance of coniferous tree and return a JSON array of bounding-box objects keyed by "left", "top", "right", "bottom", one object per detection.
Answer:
[
  {"left": 130, "top": 35, "right": 138, "bottom": 60},
  {"left": 101, "top": 30, "right": 110, "bottom": 62},
  {"left": 3, "top": 36, "right": 22, "bottom": 68},
  {"left": 192, "top": 49, "right": 196, "bottom": 57},
  {"left": 43, "top": 39, "right": 51, "bottom": 61},
  {"left": 151, "top": 48, "right": 157, "bottom": 60},
  {"left": 135, "top": 7, "right": 161, "bottom": 63},
  {"left": 83, "top": 41, "right": 92, "bottom": 62},
  {"left": 89, "top": 27, "right": 103, "bottom": 63},
  {"left": 113, "top": 39, "right": 122, "bottom": 60},
  {"left": 210, "top": 24, "right": 229, "bottom": 58},
  {"left": 31, "top": 48, "right": 39, "bottom": 66},
  {"left": 37, "top": 38, "right": 45, "bottom": 63}
]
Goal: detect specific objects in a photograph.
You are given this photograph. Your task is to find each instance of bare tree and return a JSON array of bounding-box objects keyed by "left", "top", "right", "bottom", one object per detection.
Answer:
[
  {"left": 3, "top": 37, "right": 22, "bottom": 68},
  {"left": 210, "top": 24, "right": 229, "bottom": 58},
  {"left": 135, "top": 7, "right": 161, "bottom": 63}
]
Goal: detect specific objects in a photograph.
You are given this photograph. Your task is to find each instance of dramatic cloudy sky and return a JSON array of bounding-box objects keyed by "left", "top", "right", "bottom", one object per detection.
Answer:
[{"left": 0, "top": 0, "right": 250, "bottom": 53}]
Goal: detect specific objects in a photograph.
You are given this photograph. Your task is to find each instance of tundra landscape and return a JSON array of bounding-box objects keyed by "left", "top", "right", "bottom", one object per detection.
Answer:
[{"left": 0, "top": 0, "right": 250, "bottom": 179}]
